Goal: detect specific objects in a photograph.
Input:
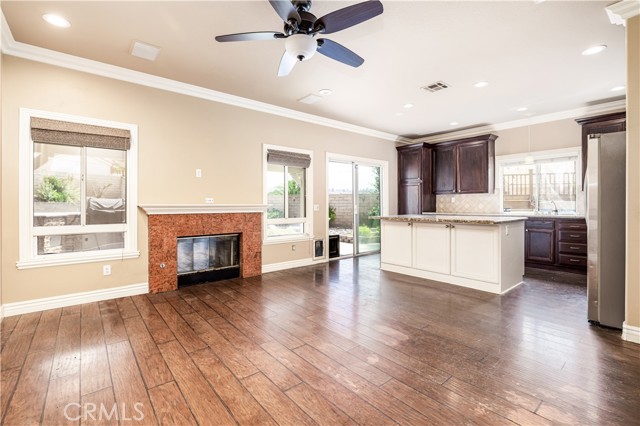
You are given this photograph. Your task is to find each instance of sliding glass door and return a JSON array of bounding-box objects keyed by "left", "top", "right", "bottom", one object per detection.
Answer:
[
  {"left": 356, "top": 164, "right": 381, "bottom": 254},
  {"left": 328, "top": 160, "right": 382, "bottom": 257}
]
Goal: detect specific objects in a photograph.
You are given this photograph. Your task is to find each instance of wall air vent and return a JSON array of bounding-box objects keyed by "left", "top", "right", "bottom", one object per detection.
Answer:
[{"left": 421, "top": 81, "right": 450, "bottom": 93}]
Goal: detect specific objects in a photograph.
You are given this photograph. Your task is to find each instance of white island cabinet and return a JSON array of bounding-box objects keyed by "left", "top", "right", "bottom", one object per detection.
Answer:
[{"left": 380, "top": 215, "right": 526, "bottom": 294}]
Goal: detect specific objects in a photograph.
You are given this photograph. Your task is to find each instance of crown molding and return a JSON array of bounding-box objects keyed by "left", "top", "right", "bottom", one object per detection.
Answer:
[
  {"left": 0, "top": 9, "right": 626, "bottom": 146},
  {"left": 410, "top": 99, "right": 626, "bottom": 144},
  {"left": 606, "top": 0, "right": 640, "bottom": 23},
  {"left": 0, "top": 12, "right": 407, "bottom": 144}
]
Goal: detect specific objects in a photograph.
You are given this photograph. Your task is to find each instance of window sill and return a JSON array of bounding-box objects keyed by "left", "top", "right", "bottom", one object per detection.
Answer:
[
  {"left": 16, "top": 250, "right": 140, "bottom": 269},
  {"left": 263, "top": 235, "right": 313, "bottom": 246}
]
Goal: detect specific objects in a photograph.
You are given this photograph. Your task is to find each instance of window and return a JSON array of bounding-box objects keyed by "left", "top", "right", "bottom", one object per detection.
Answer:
[
  {"left": 263, "top": 146, "right": 312, "bottom": 240},
  {"left": 500, "top": 150, "right": 579, "bottom": 214},
  {"left": 18, "top": 109, "right": 138, "bottom": 268}
]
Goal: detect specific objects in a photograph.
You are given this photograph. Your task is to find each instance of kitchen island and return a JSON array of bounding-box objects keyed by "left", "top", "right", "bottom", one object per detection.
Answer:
[{"left": 379, "top": 214, "right": 527, "bottom": 294}]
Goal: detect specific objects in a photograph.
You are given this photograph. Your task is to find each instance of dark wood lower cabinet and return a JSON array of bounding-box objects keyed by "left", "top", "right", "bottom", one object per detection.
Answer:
[
  {"left": 525, "top": 217, "right": 587, "bottom": 273},
  {"left": 525, "top": 228, "right": 555, "bottom": 264}
]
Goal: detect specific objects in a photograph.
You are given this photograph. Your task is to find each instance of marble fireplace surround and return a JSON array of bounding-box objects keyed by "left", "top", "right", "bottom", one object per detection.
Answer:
[{"left": 139, "top": 204, "right": 266, "bottom": 293}]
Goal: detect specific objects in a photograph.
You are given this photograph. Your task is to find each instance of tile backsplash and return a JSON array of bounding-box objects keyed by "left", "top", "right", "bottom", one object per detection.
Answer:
[
  {"left": 436, "top": 190, "right": 586, "bottom": 216},
  {"left": 436, "top": 193, "right": 502, "bottom": 214}
]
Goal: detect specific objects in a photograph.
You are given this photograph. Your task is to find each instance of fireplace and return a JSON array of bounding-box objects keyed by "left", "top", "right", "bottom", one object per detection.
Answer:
[
  {"left": 177, "top": 234, "right": 240, "bottom": 286},
  {"left": 140, "top": 204, "right": 265, "bottom": 293}
]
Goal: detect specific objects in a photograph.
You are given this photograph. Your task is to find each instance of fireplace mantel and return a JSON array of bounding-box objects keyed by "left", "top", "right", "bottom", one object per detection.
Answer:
[{"left": 139, "top": 204, "right": 267, "bottom": 215}]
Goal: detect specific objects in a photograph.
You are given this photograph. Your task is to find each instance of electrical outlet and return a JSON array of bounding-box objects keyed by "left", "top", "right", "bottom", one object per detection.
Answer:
[
  {"left": 313, "top": 204, "right": 320, "bottom": 212},
  {"left": 451, "top": 197, "right": 456, "bottom": 203},
  {"left": 205, "top": 197, "right": 214, "bottom": 204},
  {"left": 195, "top": 168, "right": 202, "bottom": 178},
  {"left": 505, "top": 225, "right": 510, "bottom": 236},
  {"left": 103, "top": 265, "right": 111, "bottom": 276}
]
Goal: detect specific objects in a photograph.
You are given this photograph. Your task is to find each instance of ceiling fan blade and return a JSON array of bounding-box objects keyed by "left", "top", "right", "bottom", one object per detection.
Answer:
[
  {"left": 215, "top": 32, "right": 285, "bottom": 42},
  {"left": 269, "top": 0, "right": 301, "bottom": 24},
  {"left": 313, "top": 0, "right": 383, "bottom": 35},
  {"left": 278, "top": 51, "right": 298, "bottom": 77},
  {"left": 316, "top": 38, "right": 364, "bottom": 67}
]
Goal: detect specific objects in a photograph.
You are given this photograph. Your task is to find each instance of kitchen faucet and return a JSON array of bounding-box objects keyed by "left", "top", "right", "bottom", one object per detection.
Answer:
[{"left": 551, "top": 200, "right": 558, "bottom": 214}]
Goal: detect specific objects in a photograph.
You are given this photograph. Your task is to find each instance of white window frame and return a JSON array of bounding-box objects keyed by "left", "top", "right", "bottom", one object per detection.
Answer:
[
  {"left": 262, "top": 144, "right": 313, "bottom": 244},
  {"left": 17, "top": 108, "right": 139, "bottom": 269},
  {"left": 496, "top": 147, "right": 582, "bottom": 214}
]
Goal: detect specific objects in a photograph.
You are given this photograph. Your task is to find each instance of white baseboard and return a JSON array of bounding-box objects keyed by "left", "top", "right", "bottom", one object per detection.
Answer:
[
  {"left": 2, "top": 282, "right": 148, "bottom": 317},
  {"left": 0, "top": 304, "right": 4, "bottom": 322},
  {"left": 622, "top": 321, "right": 640, "bottom": 344},
  {"left": 262, "top": 257, "right": 327, "bottom": 274}
]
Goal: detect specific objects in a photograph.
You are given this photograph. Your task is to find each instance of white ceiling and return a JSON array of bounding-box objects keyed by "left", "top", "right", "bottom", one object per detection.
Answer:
[{"left": 1, "top": 1, "right": 626, "bottom": 139}]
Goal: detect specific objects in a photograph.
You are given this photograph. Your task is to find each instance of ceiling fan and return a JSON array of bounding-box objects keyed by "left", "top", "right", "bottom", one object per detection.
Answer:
[{"left": 215, "top": 0, "right": 383, "bottom": 77}]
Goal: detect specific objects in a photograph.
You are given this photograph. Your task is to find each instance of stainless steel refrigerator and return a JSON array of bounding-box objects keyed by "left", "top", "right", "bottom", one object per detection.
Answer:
[{"left": 587, "top": 131, "right": 626, "bottom": 329}]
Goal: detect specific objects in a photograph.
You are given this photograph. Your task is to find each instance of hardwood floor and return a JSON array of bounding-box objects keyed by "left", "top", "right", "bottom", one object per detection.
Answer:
[{"left": 1, "top": 255, "right": 638, "bottom": 425}]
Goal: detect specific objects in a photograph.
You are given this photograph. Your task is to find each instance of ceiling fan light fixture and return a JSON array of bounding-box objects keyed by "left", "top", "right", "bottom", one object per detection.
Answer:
[{"left": 285, "top": 34, "right": 317, "bottom": 61}]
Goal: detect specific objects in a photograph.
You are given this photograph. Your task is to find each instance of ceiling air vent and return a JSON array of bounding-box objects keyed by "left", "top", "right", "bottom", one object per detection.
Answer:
[{"left": 421, "top": 81, "right": 450, "bottom": 93}]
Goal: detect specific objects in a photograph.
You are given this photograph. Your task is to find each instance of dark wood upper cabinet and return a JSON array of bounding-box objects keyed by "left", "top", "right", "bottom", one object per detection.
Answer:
[
  {"left": 433, "top": 145, "right": 456, "bottom": 193},
  {"left": 457, "top": 140, "right": 495, "bottom": 193},
  {"left": 432, "top": 134, "right": 497, "bottom": 194},
  {"left": 575, "top": 112, "right": 626, "bottom": 189},
  {"left": 397, "top": 144, "right": 435, "bottom": 214},
  {"left": 398, "top": 145, "right": 422, "bottom": 180}
]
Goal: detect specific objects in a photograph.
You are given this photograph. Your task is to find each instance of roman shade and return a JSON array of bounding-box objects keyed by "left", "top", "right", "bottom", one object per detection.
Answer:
[
  {"left": 31, "top": 117, "right": 131, "bottom": 150},
  {"left": 267, "top": 149, "right": 311, "bottom": 168}
]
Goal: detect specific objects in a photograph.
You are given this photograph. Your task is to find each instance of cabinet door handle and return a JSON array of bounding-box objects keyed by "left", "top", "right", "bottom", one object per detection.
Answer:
[
  {"left": 570, "top": 246, "right": 580, "bottom": 250},
  {"left": 570, "top": 234, "right": 581, "bottom": 238},
  {"left": 408, "top": 222, "right": 412, "bottom": 226},
  {"left": 569, "top": 225, "right": 581, "bottom": 228},
  {"left": 445, "top": 224, "right": 450, "bottom": 228},
  {"left": 450, "top": 224, "right": 455, "bottom": 229},
  {"left": 569, "top": 259, "right": 581, "bottom": 263}
]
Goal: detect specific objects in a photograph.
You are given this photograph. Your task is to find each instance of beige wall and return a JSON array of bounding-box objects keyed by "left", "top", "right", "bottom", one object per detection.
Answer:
[
  {"left": 0, "top": 42, "right": 3, "bottom": 312},
  {"left": 493, "top": 119, "right": 583, "bottom": 156},
  {"left": 1, "top": 55, "right": 398, "bottom": 304},
  {"left": 626, "top": 15, "right": 639, "bottom": 331}
]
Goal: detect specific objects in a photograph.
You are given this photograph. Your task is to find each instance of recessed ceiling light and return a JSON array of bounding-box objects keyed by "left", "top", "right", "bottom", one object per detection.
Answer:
[
  {"left": 611, "top": 85, "right": 625, "bottom": 92},
  {"left": 298, "top": 94, "right": 323, "bottom": 104},
  {"left": 403, "top": 103, "right": 414, "bottom": 109},
  {"left": 318, "top": 89, "right": 333, "bottom": 96},
  {"left": 582, "top": 45, "right": 607, "bottom": 56},
  {"left": 473, "top": 81, "right": 489, "bottom": 88},
  {"left": 130, "top": 41, "right": 161, "bottom": 61},
  {"left": 516, "top": 107, "right": 528, "bottom": 112},
  {"left": 42, "top": 14, "right": 71, "bottom": 28},
  {"left": 450, "top": 122, "right": 459, "bottom": 126}
]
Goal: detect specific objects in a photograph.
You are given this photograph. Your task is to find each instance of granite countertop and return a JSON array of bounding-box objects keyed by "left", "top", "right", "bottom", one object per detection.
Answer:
[{"left": 378, "top": 214, "right": 528, "bottom": 225}]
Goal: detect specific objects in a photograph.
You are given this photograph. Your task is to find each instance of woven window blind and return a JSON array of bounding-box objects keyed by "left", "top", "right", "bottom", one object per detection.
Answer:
[
  {"left": 31, "top": 117, "right": 131, "bottom": 150},
  {"left": 267, "top": 149, "right": 311, "bottom": 168}
]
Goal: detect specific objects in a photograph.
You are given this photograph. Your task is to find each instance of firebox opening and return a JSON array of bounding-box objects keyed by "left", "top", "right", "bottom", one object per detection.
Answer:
[{"left": 177, "top": 233, "right": 240, "bottom": 287}]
